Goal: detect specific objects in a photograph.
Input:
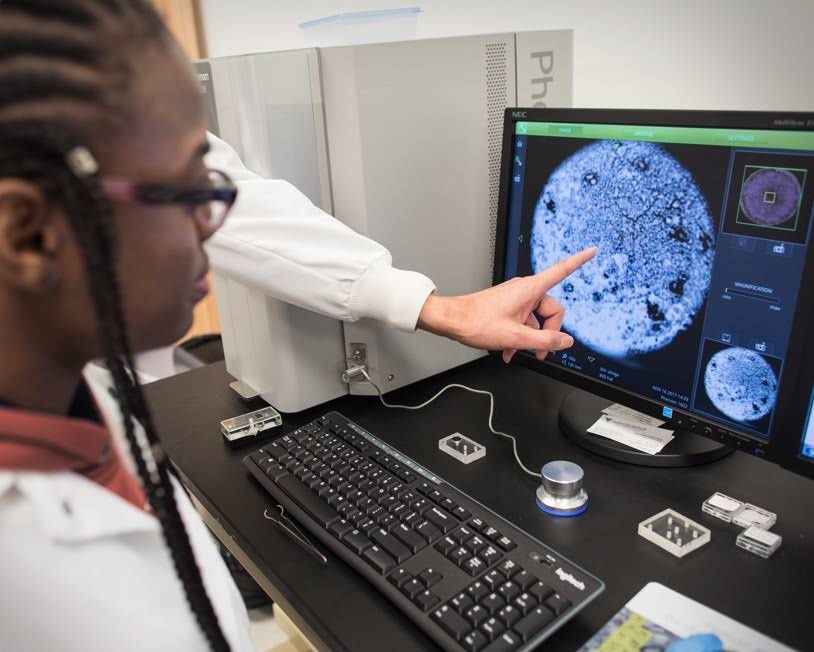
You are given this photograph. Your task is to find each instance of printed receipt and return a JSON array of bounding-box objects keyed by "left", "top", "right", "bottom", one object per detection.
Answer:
[{"left": 587, "top": 407, "right": 674, "bottom": 455}]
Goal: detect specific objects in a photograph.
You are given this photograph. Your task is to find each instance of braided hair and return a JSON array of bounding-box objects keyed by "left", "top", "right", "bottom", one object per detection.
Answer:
[{"left": 0, "top": 2, "right": 231, "bottom": 650}]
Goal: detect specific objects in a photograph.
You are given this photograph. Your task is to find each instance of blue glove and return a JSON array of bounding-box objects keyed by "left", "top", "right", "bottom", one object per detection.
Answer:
[{"left": 666, "top": 634, "right": 724, "bottom": 652}]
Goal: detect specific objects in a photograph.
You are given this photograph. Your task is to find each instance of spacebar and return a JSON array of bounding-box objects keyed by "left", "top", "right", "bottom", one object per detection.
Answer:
[{"left": 276, "top": 474, "right": 340, "bottom": 528}]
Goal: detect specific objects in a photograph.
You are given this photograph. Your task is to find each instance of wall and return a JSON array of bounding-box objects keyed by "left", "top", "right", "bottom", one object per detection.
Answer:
[{"left": 197, "top": 0, "right": 813, "bottom": 112}]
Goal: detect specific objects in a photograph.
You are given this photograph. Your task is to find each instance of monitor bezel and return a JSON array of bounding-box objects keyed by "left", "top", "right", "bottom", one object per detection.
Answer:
[
  {"left": 492, "top": 107, "right": 814, "bottom": 463},
  {"left": 771, "top": 301, "right": 814, "bottom": 480}
]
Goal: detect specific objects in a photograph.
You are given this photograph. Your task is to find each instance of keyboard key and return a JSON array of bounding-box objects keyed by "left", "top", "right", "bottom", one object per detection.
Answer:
[
  {"left": 415, "top": 520, "right": 442, "bottom": 543},
  {"left": 480, "top": 545, "right": 502, "bottom": 567},
  {"left": 337, "top": 503, "right": 360, "bottom": 520},
  {"left": 349, "top": 511, "right": 367, "bottom": 527},
  {"left": 388, "top": 523, "right": 425, "bottom": 553},
  {"left": 513, "top": 593, "right": 535, "bottom": 615},
  {"left": 413, "top": 589, "right": 440, "bottom": 612},
  {"left": 371, "top": 528, "right": 412, "bottom": 563},
  {"left": 427, "top": 490, "right": 445, "bottom": 504},
  {"left": 529, "top": 581, "right": 554, "bottom": 604},
  {"left": 341, "top": 529, "right": 372, "bottom": 555},
  {"left": 465, "top": 535, "right": 488, "bottom": 555},
  {"left": 497, "top": 604, "right": 521, "bottom": 628},
  {"left": 263, "top": 463, "right": 288, "bottom": 482},
  {"left": 497, "top": 560, "right": 520, "bottom": 579},
  {"left": 418, "top": 568, "right": 443, "bottom": 588},
  {"left": 435, "top": 536, "right": 458, "bottom": 555},
  {"left": 358, "top": 519, "right": 378, "bottom": 536},
  {"left": 480, "top": 616, "right": 505, "bottom": 642},
  {"left": 277, "top": 475, "right": 339, "bottom": 528},
  {"left": 481, "top": 592, "right": 505, "bottom": 615},
  {"left": 453, "top": 506, "right": 473, "bottom": 521},
  {"left": 306, "top": 475, "right": 323, "bottom": 490},
  {"left": 425, "top": 506, "right": 456, "bottom": 533},
  {"left": 469, "top": 517, "right": 487, "bottom": 532},
  {"left": 411, "top": 498, "right": 432, "bottom": 514},
  {"left": 387, "top": 568, "right": 413, "bottom": 588},
  {"left": 398, "top": 469, "right": 416, "bottom": 484},
  {"left": 483, "top": 570, "right": 503, "bottom": 591},
  {"left": 495, "top": 535, "right": 516, "bottom": 552},
  {"left": 328, "top": 518, "right": 353, "bottom": 539},
  {"left": 513, "top": 571, "right": 535, "bottom": 591},
  {"left": 367, "top": 505, "right": 385, "bottom": 521},
  {"left": 513, "top": 606, "right": 555, "bottom": 642},
  {"left": 545, "top": 593, "right": 572, "bottom": 616},
  {"left": 400, "top": 578, "right": 424, "bottom": 599},
  {"left": 482, "top": 526, "right": 501, "bottom": 541},
  {"left": 362, "top": 545, "right": 396, "bottom": 574},
  {"left": 440, "top": 498, "right": 458, "bottom": 512},
  {"left": 462, "top": 630, "right": 489, "bottom": 652},
  {"left": 450, "top": 592, "right": 473, "bottom": 614},
  {"left": 462, "top": 556, "right": 486, "bottom": 576},
  {"left": 497, "top": 581, "right": 521, "bottom": 603},
  {"left": 467, "top": 581, "right": 489, "bottom": 603},
  {"left": 357, "top": 497, "right": 376, "bottom": 512},
  {"left": 451, "top": 526, "right": 476, "bottom": 544},
  {"left": 450, "top": 546, "right": 472, "bottom": 566},
  {"left": 464, "top": 604, "right": 489, "bottom": 628},
  {"left": 416, "top": 481, "right": 434, "bottom": 495},
  {"left": 399, "top": 490, "right": 418, "bottom": 504},
  {"left": 482, "top": 630, "right": 521, "bottom": 651},
  {"left": 431, "top": 605, "right": 471, "bottom": 641}
]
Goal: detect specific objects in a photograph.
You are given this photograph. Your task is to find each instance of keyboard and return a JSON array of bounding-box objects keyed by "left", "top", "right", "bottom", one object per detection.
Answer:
[{"left": 244, "top": 412, "right": 604, "bottom": 652}]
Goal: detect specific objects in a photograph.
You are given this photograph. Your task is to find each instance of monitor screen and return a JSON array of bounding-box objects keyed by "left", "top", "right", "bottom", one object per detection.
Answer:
[
  {"left": 801, "top": 386, "right": 814, "bottom": 461},
  {"left": 499, "top": 112, "right": 814, "bottom": 447}
]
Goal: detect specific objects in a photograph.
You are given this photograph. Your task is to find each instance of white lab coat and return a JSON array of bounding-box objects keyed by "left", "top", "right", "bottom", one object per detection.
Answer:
[
  {"left": 205, "top": 133, "right": 436, "bottom": 332},
  {"left": 0, "top": 363, "right": 256, "bottom": 652}
]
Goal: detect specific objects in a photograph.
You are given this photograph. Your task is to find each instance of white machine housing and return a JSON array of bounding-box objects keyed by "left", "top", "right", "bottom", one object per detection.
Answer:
[{"left": 201, "top": 31, "right": 573, "bottom": 413}]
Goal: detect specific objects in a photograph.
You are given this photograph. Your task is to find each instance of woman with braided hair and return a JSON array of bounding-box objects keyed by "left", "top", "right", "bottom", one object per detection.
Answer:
[{"left": 0, "top": 1, "right": 594, "bottom": 650}]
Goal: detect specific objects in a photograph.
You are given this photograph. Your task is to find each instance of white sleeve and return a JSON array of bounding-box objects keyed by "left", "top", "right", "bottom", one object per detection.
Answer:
[{"left": 204, "top": 133, "right": 436, "bottom": 332}]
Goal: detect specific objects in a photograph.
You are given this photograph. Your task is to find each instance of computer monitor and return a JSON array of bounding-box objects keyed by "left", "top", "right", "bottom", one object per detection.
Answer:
[{"left": 493, "top": 108, "right": 814, "bottom": 473}]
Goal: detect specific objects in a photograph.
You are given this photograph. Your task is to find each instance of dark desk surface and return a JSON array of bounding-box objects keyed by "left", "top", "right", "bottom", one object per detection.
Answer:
[{"left": 145, "top": 357, "right": 814, "bottom": 651}]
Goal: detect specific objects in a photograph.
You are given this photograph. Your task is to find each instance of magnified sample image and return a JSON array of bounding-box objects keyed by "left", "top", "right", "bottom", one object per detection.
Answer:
[
  {"left": 739, "top": 167, "right": 803, "bottom": 227},
  {"left": 703, "top": 347, "right": 778, "bottom": 422},
  {"left": 530, "top": 140, "right": 715, "bottom": 358}
]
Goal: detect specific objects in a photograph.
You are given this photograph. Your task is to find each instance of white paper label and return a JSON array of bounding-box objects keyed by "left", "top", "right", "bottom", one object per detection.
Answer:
[{"left": 602, "top": 403, "right": 666, "bottom": 427}]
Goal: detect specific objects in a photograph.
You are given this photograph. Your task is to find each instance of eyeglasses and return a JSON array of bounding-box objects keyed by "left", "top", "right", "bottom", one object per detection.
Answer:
[{"left": 100, "top": 169, "right": 238, "bottom": 236}]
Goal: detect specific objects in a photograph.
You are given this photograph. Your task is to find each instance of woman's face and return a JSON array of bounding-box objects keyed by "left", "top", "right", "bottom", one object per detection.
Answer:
[{"left": 89, "top": 41, "right": 213, "bottom": 353}]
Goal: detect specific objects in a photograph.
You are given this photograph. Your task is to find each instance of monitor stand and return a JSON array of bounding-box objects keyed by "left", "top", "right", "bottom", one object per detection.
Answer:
[{"left": 559, "top": 389, "right": 733, "bottom": 467}]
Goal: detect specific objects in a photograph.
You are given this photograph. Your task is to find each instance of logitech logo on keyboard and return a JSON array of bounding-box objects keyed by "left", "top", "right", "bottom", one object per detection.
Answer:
[{"left": 555, "top": 568, "right": 585, "bottom": 591}]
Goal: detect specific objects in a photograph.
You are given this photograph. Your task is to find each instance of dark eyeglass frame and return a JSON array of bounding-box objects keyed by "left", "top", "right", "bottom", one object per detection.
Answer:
[{"left": 99, "top": 169, "right": 238, "bottom": 234}]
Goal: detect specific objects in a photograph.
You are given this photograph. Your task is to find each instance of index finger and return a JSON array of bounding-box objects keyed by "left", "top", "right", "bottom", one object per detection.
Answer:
[{"left": 535, "top": 246, "right": 597, "bottom": 292}]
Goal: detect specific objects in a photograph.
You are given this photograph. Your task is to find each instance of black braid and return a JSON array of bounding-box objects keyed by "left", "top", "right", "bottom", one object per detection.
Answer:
[{"left": 0, "top": 2, "right": 232, "bottom": 650}]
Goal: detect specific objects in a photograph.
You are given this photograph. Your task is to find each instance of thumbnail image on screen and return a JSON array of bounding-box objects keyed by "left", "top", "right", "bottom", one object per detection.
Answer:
[{"left": 504, "top": 122, "right": 814, "bottom": 439}]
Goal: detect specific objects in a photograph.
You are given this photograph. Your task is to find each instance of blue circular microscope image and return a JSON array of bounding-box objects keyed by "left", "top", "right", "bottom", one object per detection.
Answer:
[
  {"left": 530, "top": 141, "right": 715, "bottom": 358},
  {"left": 740, "top": 167, "right": 802, "bottom": 226},
  {"left": 704, "top": 348, "right": 778, "bottom": 422}
]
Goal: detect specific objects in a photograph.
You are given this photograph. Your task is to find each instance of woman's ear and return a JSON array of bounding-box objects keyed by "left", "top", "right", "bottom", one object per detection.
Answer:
[{"left": 0, "top": 179, "right": 66, "bottom": 293}]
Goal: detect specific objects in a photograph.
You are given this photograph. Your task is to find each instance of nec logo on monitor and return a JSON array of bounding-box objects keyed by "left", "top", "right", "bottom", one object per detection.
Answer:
[{"left": 512, "top": 111, "right": 528, "bottom": 119}]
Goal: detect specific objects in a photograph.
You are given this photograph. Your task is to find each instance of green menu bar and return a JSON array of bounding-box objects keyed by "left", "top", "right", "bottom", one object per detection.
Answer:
[{"left": 515, "top": 121, "right": 814, "bottom": 151}]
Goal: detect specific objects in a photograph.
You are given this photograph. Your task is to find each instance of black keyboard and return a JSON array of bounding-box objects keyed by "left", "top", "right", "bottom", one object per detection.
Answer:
[{"left": 244, "top": 412, "right": 604, "bottom": 652}]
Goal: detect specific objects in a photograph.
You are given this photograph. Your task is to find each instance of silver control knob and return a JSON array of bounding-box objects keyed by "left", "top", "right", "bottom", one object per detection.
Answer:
[{"left": 535, "top": 461, "right": 588, "bottom": 516}]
